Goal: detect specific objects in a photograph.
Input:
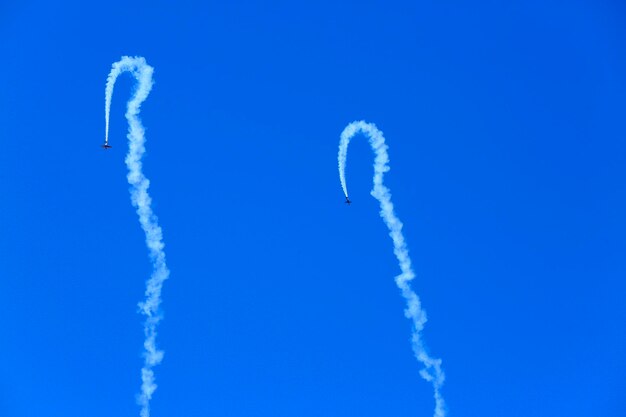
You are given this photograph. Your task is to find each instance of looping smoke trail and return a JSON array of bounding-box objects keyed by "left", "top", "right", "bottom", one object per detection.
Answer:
[
  {"left": 104, "top": 56, "right": 170, "bottom": 417},
  {"left": 338, "top": 121, "right": 446, "bottom": 417}
]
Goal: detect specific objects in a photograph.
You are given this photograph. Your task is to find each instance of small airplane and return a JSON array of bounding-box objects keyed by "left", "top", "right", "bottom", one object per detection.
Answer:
[
  {"left": 101, "top": 143, "right": 112, "bottom": 150},
  {"left": 345, "top": 197, "right": 352, "bottom": 205}
]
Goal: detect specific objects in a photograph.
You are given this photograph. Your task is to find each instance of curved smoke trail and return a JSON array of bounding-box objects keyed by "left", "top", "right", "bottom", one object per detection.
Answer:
[
  {"left": 338, "top": 121, "right": 445, "bottom": 417},
  {"left": 104, "top": 56, "right": 170, "bottom": 417}
]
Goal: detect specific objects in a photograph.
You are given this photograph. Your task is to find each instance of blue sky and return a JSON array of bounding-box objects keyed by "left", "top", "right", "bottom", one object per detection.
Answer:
[{"left": 0, "top": 1, "right": 625, "bottom": 416}]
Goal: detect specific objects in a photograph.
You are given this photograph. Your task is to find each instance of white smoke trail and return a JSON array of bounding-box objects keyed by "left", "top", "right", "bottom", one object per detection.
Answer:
[
  {"left": 104, "top": 56, "right": 170, "bottom": 417},
  {"left": 338, "top": 121, "right": 446, "bottom": 417}
]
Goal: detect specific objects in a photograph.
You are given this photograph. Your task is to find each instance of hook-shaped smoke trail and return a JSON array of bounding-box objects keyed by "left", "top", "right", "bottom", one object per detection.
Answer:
[
  {"left": 104, "top": 56, "right": 170, "bottom": 417},
  {"left": 338, "top": 121, "right": 445, "bottom": 417}
]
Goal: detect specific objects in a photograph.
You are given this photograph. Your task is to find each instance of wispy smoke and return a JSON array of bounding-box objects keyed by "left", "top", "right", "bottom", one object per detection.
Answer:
[
  {"left": 338, "top": 121, "right": 446, "bottom": 417},
  {"left": 104, "top": 56, "right": 170, "bottom": 417}
]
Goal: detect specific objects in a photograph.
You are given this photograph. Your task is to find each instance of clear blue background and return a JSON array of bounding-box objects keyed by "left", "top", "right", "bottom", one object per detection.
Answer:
[{"left": 0, "top": 1, "right": 624, "bottom": 416}]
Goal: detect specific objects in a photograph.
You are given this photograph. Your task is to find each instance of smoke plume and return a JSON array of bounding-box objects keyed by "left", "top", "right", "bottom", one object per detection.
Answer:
[
  {"left": 338, "top": 120, "right": 446, "bottom": 417},
  {"left": 104, "top": 56, "right": 170, "bottom": 417}
]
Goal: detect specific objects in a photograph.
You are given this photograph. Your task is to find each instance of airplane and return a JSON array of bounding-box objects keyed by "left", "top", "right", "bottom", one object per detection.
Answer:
[
  {"left": 101, "top": 143, "right": 112, "bottom": 150},
  {"left": 345, "top": 197, "right": 352, "bottom": 205}
]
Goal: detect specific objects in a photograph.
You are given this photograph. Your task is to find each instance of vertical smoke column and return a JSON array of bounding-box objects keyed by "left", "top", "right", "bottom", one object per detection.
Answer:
[
  {"left": 338, "top": 121, "right": 445, "bottom": 417},
  {"left": 104, "top": 56, "right": 170, "bottom": 417}
]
